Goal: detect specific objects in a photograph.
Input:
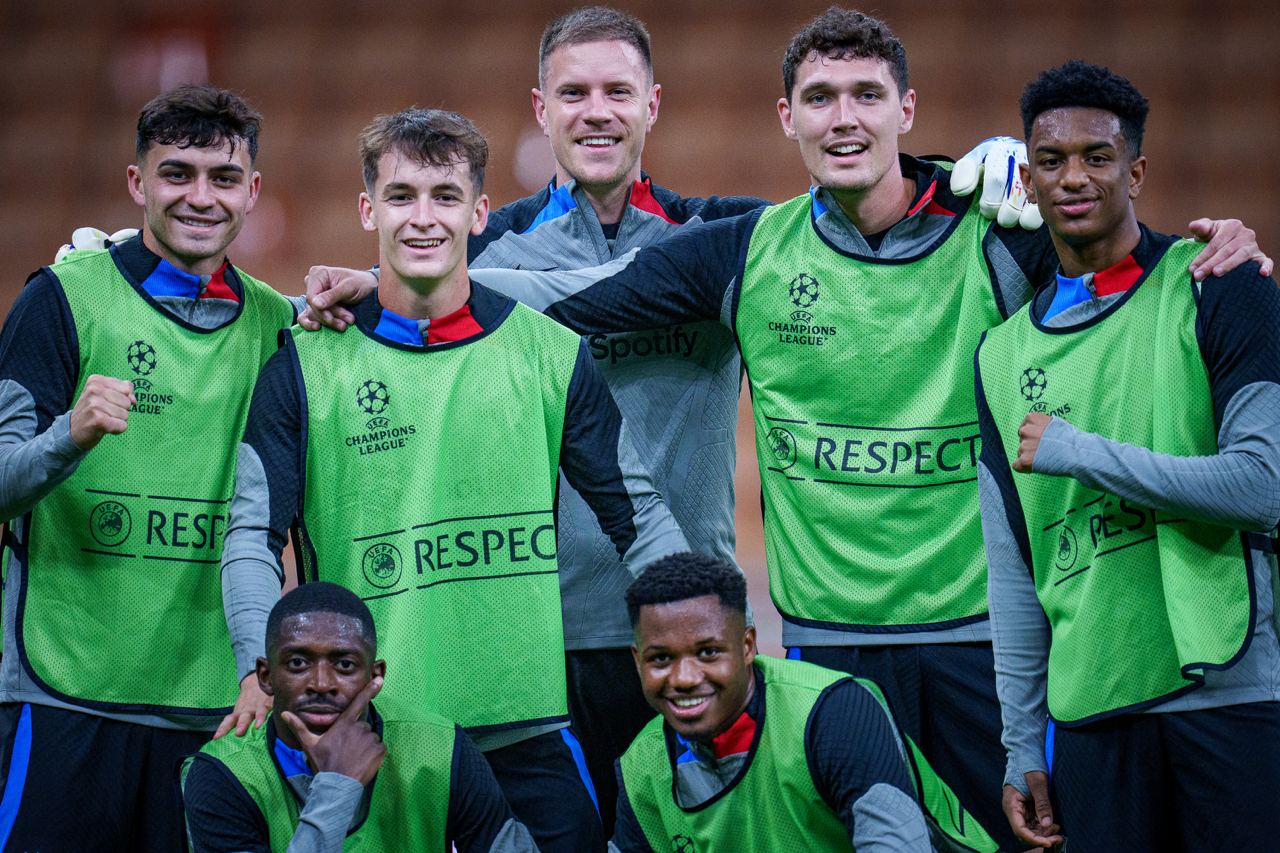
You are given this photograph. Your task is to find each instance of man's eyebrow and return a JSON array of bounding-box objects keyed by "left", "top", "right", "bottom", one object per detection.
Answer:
[
  {"left": 278, "top": 644, "right": 365, "bottom": 658},
  {"left": 1034, "top": 140, "right": 1118, "bottom": 154},
  {"left": 156, "top": 158, "right": 245, "bottom": 174}
]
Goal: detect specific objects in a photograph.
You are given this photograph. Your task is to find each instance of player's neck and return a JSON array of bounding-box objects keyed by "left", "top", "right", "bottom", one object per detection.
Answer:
[
  {"left": 141, "top": 229, "right": 225, "bottom": 277},
  {"left": 1053, "top": 215, "right": 1142, "bottom": 277},
  {"left": 377, "top": 265, "right": 470, "bottom": 320},
  {"left": 561, "top": 166, "right": 642, "bottom": 226},
  {"left": 826, "top": 174, "right": 915, "bottom": 236}
]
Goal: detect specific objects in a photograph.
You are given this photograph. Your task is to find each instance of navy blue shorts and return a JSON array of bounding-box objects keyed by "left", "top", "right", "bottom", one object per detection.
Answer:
[
  {"left": 0, "top": 702, "right": 210, "bottom": 852},
  {"left": 1051, "top": 701, "right": 1280, "bottom": 852},
  {"left": 792, "top": 642, "right": 1016, "bottom": 851}
]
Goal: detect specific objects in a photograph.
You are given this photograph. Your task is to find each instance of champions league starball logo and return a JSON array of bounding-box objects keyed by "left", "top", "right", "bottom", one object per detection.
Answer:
[
  {"left": 1020, "top": 367, "right": 1047, "bottom": 402},
  {"left": 787, "top": 273, "right": 820, "bottom": 309},
  {"left": 357, "top": 379, "right": 390, "bottom": 419},
  {"left": 127, "top": 340, "right": 157, "bottom": 377}
]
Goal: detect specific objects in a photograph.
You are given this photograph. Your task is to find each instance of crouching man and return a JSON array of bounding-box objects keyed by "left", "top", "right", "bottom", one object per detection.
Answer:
[
  {"left": 182, "top": 582, "right": 539, "bottom": 852},
  {"left": 613, "top": 553, "right": 999, "bottom": 852}
]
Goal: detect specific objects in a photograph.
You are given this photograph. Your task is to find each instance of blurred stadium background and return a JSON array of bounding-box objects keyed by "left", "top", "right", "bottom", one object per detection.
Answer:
[{"left": 2, "top": 0, "right": 1276, "bottom": 653}]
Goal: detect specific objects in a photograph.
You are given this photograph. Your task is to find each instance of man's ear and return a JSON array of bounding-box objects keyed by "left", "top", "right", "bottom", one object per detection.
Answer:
[
  {"left": 897, "top": 88, "right": 917, "bottom": 135},
  {"left": 1128, "top": 155, "right": 1147, "bottom": 200},
  {"left": 645, "top": 82, "right": 662, "bottom": 132},
  {"left": 470, "top": 193, "right": 490, "bottom": 236},
  {"left": 1020, "top": 162, "right": 1035, "bottom": 205},
  {"left": 127, "top": 164, "right": 146, "bottom": 207},
  {"left": 532, "top": 88, "right": 548, "bottom": 135},
  {"left": 777, "top": 97, "right": 798, "bottom": 140},
  {"left": 244, "top": 171, "right": 262, "bottom": 216},
  {"left": 359, "top": 192, "right": 377, "bottom": 232},
  {"left": 372, "top": 659, "right": 387, "bottom": 680},
  {"left": 256, "top": 657, "right": 274, "bottom": 697},
  {"left": 743, "top": 624, "right": 758, "bottom": 666}
]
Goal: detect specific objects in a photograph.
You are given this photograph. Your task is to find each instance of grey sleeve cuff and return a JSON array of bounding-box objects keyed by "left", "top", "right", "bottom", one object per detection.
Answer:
[
  {"left": 978, "top": 463, "right": 1051, "bottom": 791},
  {"left": 284, "top": 772, "right": 363, "bottom": 853},
  {"left": 485, "top": 818, "right": 540, "bottom": 853},
  {"left": 222, "top": 443, "right": 285, "bottom": 679},
  {"left": 285, "top": 294, "right": 308, "bottom": 319},
  {"left": 0, "top": 403, "right": 89, "bottom": 523},
  {"left": 849, "top": 783, "right": 932, "bottom": 853},
  {"left": 1032, "top": 382, "right": 1280, "bottom": 532}
]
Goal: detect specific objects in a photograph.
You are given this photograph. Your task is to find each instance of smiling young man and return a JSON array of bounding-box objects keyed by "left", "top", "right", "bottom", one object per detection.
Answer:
[
  {"left": 0, "top": 85, "right": 296, "bottom": 851},
  {"left": 221, "top": 107, "right": 689, "bottom": 853},
  {"left": 298, "top": 10, "right": 1267, "bottom": 845},
  {"left": 182, "top": 582, "right": 538, "bottom": 852},
  {"left": 302, "top": 10, "right": 766, "bottom": 835},
  {"left": 613, "top": 553, "right": 981, "bottom": 852},
  {"left": 974, "top": 62, "right": 1280, "bottom": 852}
]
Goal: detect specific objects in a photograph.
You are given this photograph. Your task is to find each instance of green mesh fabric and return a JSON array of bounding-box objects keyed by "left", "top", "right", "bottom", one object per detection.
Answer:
[
  {"left": 978, "top": 240, "right": 1251, "bottom": 723},
  {"left": 186, "top": 712, "right": 454, "bottom": 851},
  {"left": 735, "top": 193, "right": 1000, "bottom": 630},
  {"left": 23, "top": 249, "right": 290, "bottom": 713},
  {"left": 293, "top": 302, "right": 579, "bottom": 730}
]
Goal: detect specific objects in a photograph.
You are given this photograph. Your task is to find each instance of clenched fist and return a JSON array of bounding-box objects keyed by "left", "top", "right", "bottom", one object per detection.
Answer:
[
  {"left": 1013, "top": 412, "right": 1052, "bottom": 473},
  {"left": 69, "top": 375, "right": 136, "bottom": 450}
]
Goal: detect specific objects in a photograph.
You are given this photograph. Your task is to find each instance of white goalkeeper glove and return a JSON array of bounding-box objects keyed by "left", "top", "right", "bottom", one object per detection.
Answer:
[
  {"left": 950, "top": 136, "right": 1043, "bottom": 231},
  {"left": 55, "top": 227, "right": 141, "bottom": 264}
]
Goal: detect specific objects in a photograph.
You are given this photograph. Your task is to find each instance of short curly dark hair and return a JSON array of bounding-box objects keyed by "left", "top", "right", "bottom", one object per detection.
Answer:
[
  {"left": 136, "top": 84, "right": 262, "bottom": 163},
  {"left": 1020, "top": 60, "right": 1149, "bottom": 157},
  {"left": 782, "top": 7, "right": 908, "bottom": 99},
  {"left": 266, "top": 582, "right": 377, "bottom": 658},
  {"left": 625, "top": 552, "right": 747, "bottom": 627}
]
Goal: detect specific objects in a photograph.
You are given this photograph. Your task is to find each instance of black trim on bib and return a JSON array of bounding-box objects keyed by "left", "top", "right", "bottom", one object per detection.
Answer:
[
  {"left": 1051, "top": 532, "right": 1258, "bottom": 729},
  {"left": 776, "top": 606, "right": 990, "bottom": 635},
  {"left": 464, "top": 714, "right": 571, "bottom": 738},
  {"left": 663, "top": 665, "right": 767, "bottom": 814},
  {"left": 14, "top": 514, "right": 230, "bottom": 717},
  {"left": 108, "top": 243, "right": 248, "bottom": 335}
]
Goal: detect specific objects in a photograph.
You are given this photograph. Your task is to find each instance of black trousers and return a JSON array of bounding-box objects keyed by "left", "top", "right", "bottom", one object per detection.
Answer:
[
  {"left": 564, "top": 647, "right": 657, "bottom": 839},
  {"left": 484, "top": 726, "right": 606, "bottom": 853},
  {"left": 0, "top": 702, "right": 211, "bottom": 853},
  {"left": 794, "top": 642, "right": 1019, "bottom": 852},
  {"left": 1051, "top": 701, "right": 1280, "bottom": 852}
]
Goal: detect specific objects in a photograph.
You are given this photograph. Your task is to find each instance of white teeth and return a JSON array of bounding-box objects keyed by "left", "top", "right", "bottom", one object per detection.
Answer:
[
  {"left": 672, "top": 697, "right": 707, "bottom": 709},
  {"left": 177, "top": 218, "right": 216, "bottom": 227},
  {"left": 405, "top": 239, "right": 444, "bottom": 248},
  {"left": 578, "top": 137, "right": 617, "bottom": 147},
  {"left": 831, "top": 143, "right": 866, "bottom": 155}
]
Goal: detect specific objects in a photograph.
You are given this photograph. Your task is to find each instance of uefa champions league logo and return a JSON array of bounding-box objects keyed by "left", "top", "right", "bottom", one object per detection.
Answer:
[
  {"left": 1020, "top": 367, "right": 1047, "bottom": 402},
  {"left": 127, "top": 340, "right": 157, "bottom": 377},
  {"left": 357, "top": 379, "right": 392, "bottom": 430},
  {"left": 788, "top": 273, "right": 820, "bottom": 308}
]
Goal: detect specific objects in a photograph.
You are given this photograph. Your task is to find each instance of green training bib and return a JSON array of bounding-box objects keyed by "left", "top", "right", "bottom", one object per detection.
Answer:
[
  {"left": 977, "top": 240, "right": 1252, "bottom": 723},
  {"left": 620, "top": 656, "right": 998, "bottom": 852},
  {"left": 293, "top": 301, "right": 579, "bottom": 731},
  {"left": 184, "top": 711, "right": 454, "bottom": 851},
  {"left": 735, "top": 192, "right": 1001, "bottom": 631},
  {"left": 22, "top": 248, "right": 291, "bottom": 714}
]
